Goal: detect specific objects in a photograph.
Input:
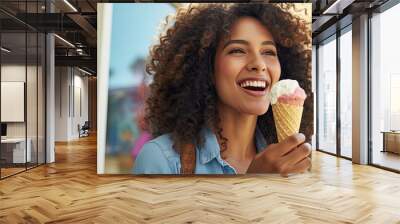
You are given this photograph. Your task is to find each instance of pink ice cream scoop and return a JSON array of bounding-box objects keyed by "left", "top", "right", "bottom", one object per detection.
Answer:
[
  {"left": 276, "top": 87, "right": 307, "bottom": 106},
  {"left": 269, "top": 79, "right": 307, "bottom": 106}
]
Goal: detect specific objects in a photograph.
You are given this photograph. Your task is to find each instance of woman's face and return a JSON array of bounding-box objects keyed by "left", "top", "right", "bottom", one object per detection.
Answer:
[{"left": 214, "top": 16, "right": 281, "bottom": 115}]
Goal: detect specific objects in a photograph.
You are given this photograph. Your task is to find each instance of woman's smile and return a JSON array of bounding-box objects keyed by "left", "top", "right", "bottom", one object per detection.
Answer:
[{"left": 237, "top": 78, "right": 270, "bottom": 97}]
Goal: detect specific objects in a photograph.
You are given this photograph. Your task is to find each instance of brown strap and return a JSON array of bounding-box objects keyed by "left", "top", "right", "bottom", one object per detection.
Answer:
[{"left": 180, "top": 143, "right": 196, "bottom": 174}]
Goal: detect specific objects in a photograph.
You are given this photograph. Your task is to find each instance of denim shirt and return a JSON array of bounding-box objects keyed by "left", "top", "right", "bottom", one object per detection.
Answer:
[{"left": 133, "top": 127, "right": 268, "bottom": 174}]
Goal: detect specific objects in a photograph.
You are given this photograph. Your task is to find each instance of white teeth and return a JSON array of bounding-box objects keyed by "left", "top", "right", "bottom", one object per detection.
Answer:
[{"left": 239, "top": 80, "right": 266, "bottom": 88}]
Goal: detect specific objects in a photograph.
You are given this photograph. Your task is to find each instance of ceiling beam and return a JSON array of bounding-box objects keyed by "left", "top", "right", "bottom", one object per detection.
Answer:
[
  {"left": 322, "top": 0, "right": 356, "bottom": 14},
  {"left": 67, "top": 13, "right": 97, "bottom": 39},
  {"left": 55, "top": 55, "right": 96, "bottom": 70}
]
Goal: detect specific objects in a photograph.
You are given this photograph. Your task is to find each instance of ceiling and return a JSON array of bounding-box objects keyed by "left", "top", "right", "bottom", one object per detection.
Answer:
[
  {"left": 312, "top": 0, "right": 390, "bottom": 43},
  {"left": 0, "top": 0, "right": 396, "bottom": 74},
  {"left": 0, "top": 0, "right": 97, "bottom": 75}
]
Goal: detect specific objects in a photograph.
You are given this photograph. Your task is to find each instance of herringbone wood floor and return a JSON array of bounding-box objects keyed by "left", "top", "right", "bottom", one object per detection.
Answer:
[{"left": 1, "top": 135, "right": 400, "bottom": 223}]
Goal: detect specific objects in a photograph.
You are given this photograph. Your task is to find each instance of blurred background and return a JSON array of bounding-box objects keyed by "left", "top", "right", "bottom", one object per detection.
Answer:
[{"left": 105, "top": 3, "right": 176, "bottom": 173}]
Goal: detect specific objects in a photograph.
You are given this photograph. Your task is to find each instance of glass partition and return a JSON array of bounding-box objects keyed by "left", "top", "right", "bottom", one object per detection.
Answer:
[
  {"left": 0, "top": 1, "right": 46, "bottom": 179},
  {"left": 1, "top": 29, "right": 28, "bottom": 177}
]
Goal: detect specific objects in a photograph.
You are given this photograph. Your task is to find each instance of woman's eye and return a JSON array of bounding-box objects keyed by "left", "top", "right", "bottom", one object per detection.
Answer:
[
  {"left": 262, "top": 50, "right": 277, "bottom": 56},
  {"left": 228, "top": 49, "right": 245, "bottom": 54}
]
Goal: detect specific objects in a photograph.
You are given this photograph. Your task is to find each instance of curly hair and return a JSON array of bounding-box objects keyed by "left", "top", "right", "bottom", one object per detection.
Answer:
[{"left": 145, "top": 3, "right": 313, "bottom": 154}]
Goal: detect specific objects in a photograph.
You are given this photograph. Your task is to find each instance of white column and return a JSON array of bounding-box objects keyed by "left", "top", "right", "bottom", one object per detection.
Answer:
[
  {"left": 46, "top": 32, "right": 55, "bottom": 163},
  {"left": 352, "top": 14, "right": 369, "bottom": 164}
]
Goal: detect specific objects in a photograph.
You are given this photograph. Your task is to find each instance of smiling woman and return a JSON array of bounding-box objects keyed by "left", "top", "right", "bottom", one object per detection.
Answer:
[{"left": 133, "top": 3, "right": 313, "bottom": 175}]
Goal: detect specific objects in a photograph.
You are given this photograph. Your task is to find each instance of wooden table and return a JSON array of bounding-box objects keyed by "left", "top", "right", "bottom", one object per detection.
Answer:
[{"left": 381, "top": 131, "right": 400, "bottom": 154}]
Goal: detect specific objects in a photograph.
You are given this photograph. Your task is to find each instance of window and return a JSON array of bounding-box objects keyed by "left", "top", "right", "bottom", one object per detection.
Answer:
[
  {"left": 317, "top": 36, "right": 337, "bottom": 155},
  {"left": 339, "top": 27, "right": 352, "bottom": 158},
  {"left": 370, "top": 2, "right": 400, "bottom": 171}
]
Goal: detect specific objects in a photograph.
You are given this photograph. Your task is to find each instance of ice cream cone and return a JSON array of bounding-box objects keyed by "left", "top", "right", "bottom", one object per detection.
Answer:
[
  {"left": 272, "top": 102, "right": 303, "bottom": 142},
  {"left": 269, "top": 79, "right": 311, "bottom": 171}
]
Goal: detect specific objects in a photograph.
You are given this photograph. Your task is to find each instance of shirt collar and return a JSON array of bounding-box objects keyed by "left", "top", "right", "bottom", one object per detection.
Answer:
[{"left": 198, "top": 126, "right": 268, "bottom": 165}]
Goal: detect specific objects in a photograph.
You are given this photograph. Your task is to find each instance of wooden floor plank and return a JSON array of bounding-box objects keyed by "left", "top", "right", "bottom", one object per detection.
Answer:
[{"left": 1, "top": 134, "right": 400, "bottom": 223}]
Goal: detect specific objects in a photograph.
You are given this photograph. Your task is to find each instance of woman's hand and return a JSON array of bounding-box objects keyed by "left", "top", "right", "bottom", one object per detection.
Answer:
[{"left": 246, "top": 133, "right": 311, "bottom": 177}]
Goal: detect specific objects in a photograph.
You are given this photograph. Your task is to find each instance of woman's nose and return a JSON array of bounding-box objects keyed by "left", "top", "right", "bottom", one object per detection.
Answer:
[{"left": 246, "top": 56, "right": 267, "bottom": 72}]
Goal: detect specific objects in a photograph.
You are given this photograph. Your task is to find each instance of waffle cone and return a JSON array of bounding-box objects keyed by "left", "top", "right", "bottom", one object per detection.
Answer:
[{"left": 272, "top": 103, "right": 303, "bottom": 142}]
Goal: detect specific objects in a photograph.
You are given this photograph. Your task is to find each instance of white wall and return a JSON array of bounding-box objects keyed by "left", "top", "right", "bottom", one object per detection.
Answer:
[
  {"left": 72, "top": 73, "right": 89, "bottom": 138},
  {"left": 54, "top": 67, "right": 89, "bottom": 141},
  {"left": 55, "top": 66, "right": 69, "bottom": 141}
]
